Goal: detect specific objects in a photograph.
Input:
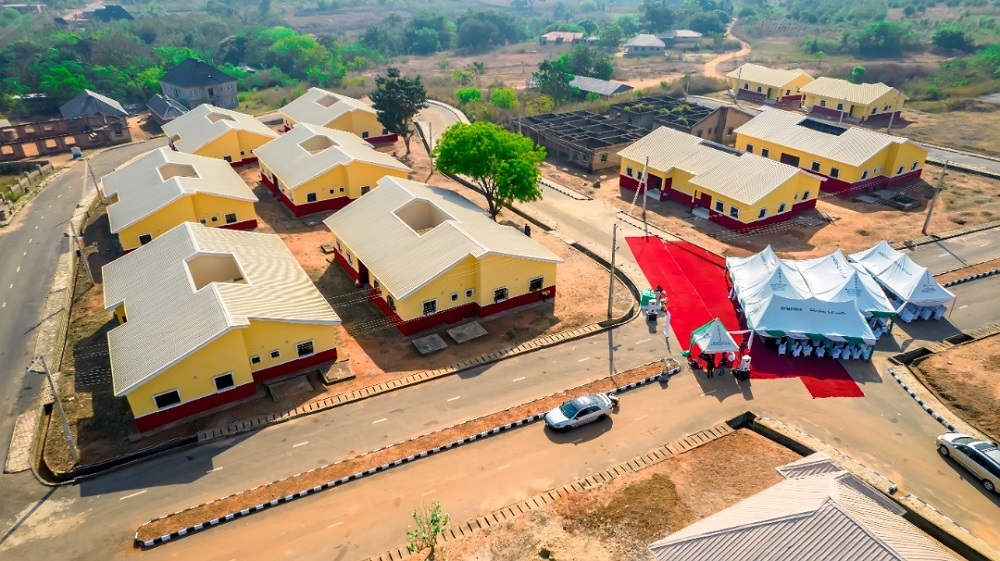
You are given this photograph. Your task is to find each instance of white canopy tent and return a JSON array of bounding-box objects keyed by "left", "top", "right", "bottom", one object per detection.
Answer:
[
  {"left": 690, "top": 318, "right": 740, "bottom": 354},
  {"left": 849, "top": 241, "right": 955, "bottom": 310},
  {"left": 745, "top": 295, "right": 877, "bottom": 346},
  {"left": 790, "top": 250, "right": 895, "bottom": 317}
]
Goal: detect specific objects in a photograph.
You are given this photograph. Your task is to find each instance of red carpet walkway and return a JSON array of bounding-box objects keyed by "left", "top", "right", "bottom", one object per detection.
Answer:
[{"left": 626, "top": 237, "right": 863, "bottom": 398}]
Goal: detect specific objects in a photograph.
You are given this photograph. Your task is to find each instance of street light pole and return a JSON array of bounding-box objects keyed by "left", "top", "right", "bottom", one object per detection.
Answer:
[
  {"left": 922, "top": 161, "right": 948, "bottom": 236},
  {"left": 68, "top": 218, "right": 94, "bottom": 284},
  {"left": 29, "top": 356, "right": 79, "bottom": 463}
]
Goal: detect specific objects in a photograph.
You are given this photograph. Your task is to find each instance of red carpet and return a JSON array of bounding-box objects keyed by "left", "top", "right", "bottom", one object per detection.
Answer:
[{"left": 626, "top": 237, "right": 863, "bottom": 399}]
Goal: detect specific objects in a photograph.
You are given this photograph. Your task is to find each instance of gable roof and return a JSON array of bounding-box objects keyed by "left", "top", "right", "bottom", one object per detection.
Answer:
[
  {"left": 618, "top": 127, "right": 808, "bottom": 206},
  {"left": 253, "top": 123, "right": 410, "bottom": 190},
  {"left": 147, "top": 94, "right": 188, "bottom": 122},
  {"left": 540, "top": 31, "right": 584, "bottom": 42},
  {"left": 278, "top": 87, "right": 378, "bottom": 128},
  {"left": 734, "top": 108, "right": 921, "bottom": 167},
  {"left": 801, "top": 77, "right": 902, "bottom": 106},
  {"left": 626, "top": 34, "right": 666, "bottom": 48},
  {"left": 161, "top": 58, "right": 235, "bottom": 88},
  {"left": 103, "top": 223, "right": 340, "bottom": 396},
  {"left": 101, "top": 147, "right": 258, "bottom": 233},
  {"left": 162, "top": 104, "right": 277, "bottom": 154},
  {"left": 324, "top": 177, "right": 562, "bottom": 300},
  {"left": 60, "top": 90, "right": 128, "bottom": 119},
  {"left": 649, "top": 455, "right": 960, "bottom": 561},
  {"left": 570, "top": 75, "right": 633, "bottom": 97},
  {"left": 663, "top": 29, "right": 702, "bottom": 39},
  {"left": 727, "top": 63, "right": 813, "bottom": 89}
]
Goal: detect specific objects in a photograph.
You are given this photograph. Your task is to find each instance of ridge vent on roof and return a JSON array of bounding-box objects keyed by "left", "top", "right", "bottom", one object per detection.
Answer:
[
  {"left": 207, "top": 112, "right": 236, "bottom": 124},
  {"left": 698, "top": 139, "right": 743, "bottom": 156},
  {"left": 299, "top": 134, "right": 335, "bottom": 155},
  {"left": 315, "top": 94, "right": 339, "bottom": 108},
  {"left": 796, "top": 117, "right": 848, "bottom": 136},
  {"left": 158, "top": 162, "right": 200, "bottom": 181}
]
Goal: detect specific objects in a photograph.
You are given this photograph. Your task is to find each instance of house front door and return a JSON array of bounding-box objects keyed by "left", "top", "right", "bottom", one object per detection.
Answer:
[
  {"left": 358, "top": 261, "right": 370, "bottom": 286},
  {"left": 698, "top": 192, "right": 712, "bottom": 209}
]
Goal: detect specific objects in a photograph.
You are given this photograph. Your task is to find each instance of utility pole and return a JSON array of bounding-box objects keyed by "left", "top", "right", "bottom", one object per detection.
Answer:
[
  {"left": 684, "top": 74, "right": 690, "bottom": 99},
  {"left": 641, "top": 156, "right": 650, "bottom": 240},
  {"left": 885, "top": 110, "right": 896, "bottom": 135},
  {"left": 606, "top": 224, "right": 618, "bottom": 321},
  {"left": 85, "top": 156, "right": 100, "bottom": 197},
  {"left": 69, "top": 218, "right": 94, "bottom": 284},
  {"left": 922, "top": 161, "right": 948, "bottom": 236},
  {"left": 29, "top": 356, "right": 79, "bottom": 462}
]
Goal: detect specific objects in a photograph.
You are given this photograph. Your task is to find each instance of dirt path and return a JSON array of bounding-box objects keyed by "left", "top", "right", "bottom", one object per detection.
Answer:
[{"left": 702, "top": 20, "right": 751, "bottom": 80}]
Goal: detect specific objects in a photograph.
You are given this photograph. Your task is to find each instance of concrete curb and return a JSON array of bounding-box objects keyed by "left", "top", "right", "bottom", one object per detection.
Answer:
[
  {"left": 887, "top": 367, "right": 957, "bottom": 432},
  {"left": 135, "top": 359, "right": 682, "bottom": 548},
  {"left": 539, "top": 178, "right": 591, "bottom": 201},
  {"left": 941, "top": 267, "right": 1000, "bottom": 287},
  {"left": 891, "top": 219, "right": 1000, "bottom": 251}
]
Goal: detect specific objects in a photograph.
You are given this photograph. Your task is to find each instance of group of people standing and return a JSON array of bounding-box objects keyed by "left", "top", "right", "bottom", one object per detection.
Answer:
[{"left": 698, "top": 350, "right": 751, "bottom": 379}]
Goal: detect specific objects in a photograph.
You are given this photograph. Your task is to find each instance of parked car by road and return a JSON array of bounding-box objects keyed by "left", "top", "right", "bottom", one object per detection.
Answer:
[
  {"left": 544, "top": 393, "right": 617, "bottom": 432},
  {"left": 937, "top": 432, "right": 1000, "bottom": 493}
]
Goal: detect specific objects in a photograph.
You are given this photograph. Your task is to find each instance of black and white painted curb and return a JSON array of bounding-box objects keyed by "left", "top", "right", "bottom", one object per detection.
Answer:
[
  {"left": 135, "top": 360, "right": 682, "bottom": 548},
  {"left": 942, "top": 268, "right": 1000, "bottom": 288},
  {"left": 539, "top": 178, "right": 591, "bottom": 201},
  {"left": 888, "top": 367, "right": 957, "bottom": 432}
]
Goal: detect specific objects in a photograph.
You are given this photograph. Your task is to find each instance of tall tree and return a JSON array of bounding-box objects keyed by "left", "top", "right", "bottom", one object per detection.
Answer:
[
  {"left": 532, "top": 60, "right": 575, "bottom": 102},
  {"left": 433, "top": 121, "right": 546, "bottom": 220},
  {"left": 370, "top": 68, "right": 428, "bottom": 156},
  {"left": 640, "top": 0, "right": 675, "bottom": 33}
]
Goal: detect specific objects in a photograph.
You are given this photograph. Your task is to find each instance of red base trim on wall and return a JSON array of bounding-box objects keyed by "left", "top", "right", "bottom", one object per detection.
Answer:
[
  {"left": 252, "top": 346, "right": 339, "bottom": 384},
  {"left": 330, "top": 250, "right": 556, "bottom": 335},
  {"left": 736, "top": 90, "right": 768, "bottom": 103},
  {"left": 887, "top": 169, "right": 922, "bottom": 187},
  {"left": 219, "top": 219, "right": 258, "bottom": 231},
  {"left": 261, "top": 173, "right": 355, "bottom": 216},
  {"left": 365, "top": 133, "right": 398, "bottom": 145},
  {"left": 135, "top": 382, "right": 257, "bottom": 432}
]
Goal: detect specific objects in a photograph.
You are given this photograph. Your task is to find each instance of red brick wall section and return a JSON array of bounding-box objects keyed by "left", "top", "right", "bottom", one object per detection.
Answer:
[
  {"left": 219, "top": 219, "right": 258, "bottom": 231},
  {"left": 365, "top": 133, "right": 398, "bottom": 145},
  {"left": 251, "top": 346, "right": 339, "bottom": 384},
  {"left": 134, "top": 382, "right": 257, "bottom": 432},
  {"left": 619, "top": 174, "right": 641, "bottom": 190},
  {"left": 708, "top": 197, "right": 817, "bottom": 231},
  {"left": 887, "top": 168, "right": 923, "bottom": 187}
]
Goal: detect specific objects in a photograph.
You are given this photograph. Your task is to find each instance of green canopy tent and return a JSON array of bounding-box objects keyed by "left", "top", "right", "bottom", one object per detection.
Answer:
[{"left": 688, "top": 318, "right": 739, "bottom": 355}]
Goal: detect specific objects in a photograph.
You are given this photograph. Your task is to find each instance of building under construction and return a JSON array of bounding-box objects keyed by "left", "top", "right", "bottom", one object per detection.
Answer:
[
  {"left": 517, "top": 111, "right": 646, "bottom": 173},
  {"left": 608, "top": 95, "right": 756, "bottom": 145}
]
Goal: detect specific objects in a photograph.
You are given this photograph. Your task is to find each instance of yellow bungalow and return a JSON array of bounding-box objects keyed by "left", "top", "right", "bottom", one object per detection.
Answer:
[
  {"left": 726, "top": 63, "right": 814, "bottom": 105},
  {"left": 103, "top": 222, "right": 341, "bottom": 432},
  {"left": 323, "top": 177, "right": 563, "bottom": 335},
  {"left": 162, "top": 104, "right": 277, "bottom": 167},
  {"left": 734, "top": 108, "right": 927, "bottom": 195},
  {"left": 101, "top": 147, "right": 258, "bottom": 252},
  {"left": 617, "top": 127, "right": 823, "bottom": 230},
  {"left": 278, "top": 87, "right": 396, "bottom": 144},
  {"left": 799, "top": 77, "right": 906, "bottom": 123},
  {"left": 254, "top": 123, "right": 410, "bottom": 216}
]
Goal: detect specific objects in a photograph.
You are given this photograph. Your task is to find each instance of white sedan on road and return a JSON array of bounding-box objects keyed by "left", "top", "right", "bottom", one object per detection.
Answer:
[
  {"left": 544, "top": 393, "right": 617, "bottom": 432},
  {"left": 937, "top": 432, "right": 1000, "bottom": 494}
]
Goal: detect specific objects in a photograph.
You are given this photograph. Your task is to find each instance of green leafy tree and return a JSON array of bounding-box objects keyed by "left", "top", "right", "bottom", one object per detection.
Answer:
[
  {"left": 614, "top": 14, "right": 640, "bottom": 36},
  {"left": 490, "top": 87, "right": 519, "bottom": 109},
  {"left": 931, "top": 25, "right": 974, "bottom": 53},
  {"left": 453, "top": 69, "right": 473, "bottom": 85},
  {"left": 556, "top": 44, "right": 614, "bottom": 80},
  {"left": 851, "top": 65, "right": 866, "bottom": 84},
  {"left": 433, "top": 121, "right": 546, "bottom": 220},
  {"left": 577, "top": 19, "right": 599, "bottom": 35},
  {"left": 455, "top": 86, "right": 482, "bottom": 103},
  {"left": 526, "top": 94, "right": 555, "bottom": 114},
  {"left": 406, "top": 502, "right": 449, "bottom": 560},
  {"left": 598, "top": 23, "right": 625, "bottom": 47},
  {"left": 39, "top": 62, "right": 93, "bottom": 105},
  {"left": 370, "top": 68, "right": 428, "bottom": 156},
  {"left": 533, "top": 60, "right": 575, "bottom": 102},
  {"left": 456, "top": 17, "right": 501, "bottom": 53},
  {"left": 640, "top": 0, "right": 675, "bottom": 33},
  {"left": 855, "top": 21, "right": 916, "bottom": 57}
]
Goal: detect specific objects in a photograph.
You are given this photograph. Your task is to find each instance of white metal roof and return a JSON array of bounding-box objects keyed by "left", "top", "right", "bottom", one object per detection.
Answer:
[
  {"left": 323, "top": 177, "right": 562, "bottom": 300},
  {"left": 726, "top": 63, "right": 813, "bottom": 88},
  {"left": 253, "top": 123, "right": 409, "bottom": 190},
  {"left": 801, "top": 77, "right": 901, "bottom": 106},
  {"left": 734, "top": 108, "right": 920, "bottom": 167},
  {"left": 103, "top": 223, "right": 340, "bottom": 396},
  {"left": 162, "top": 104, "right": 277, "bottom": 154},
  {"left": 626, "top": 34, "right": 666, "bottom": 48},
  {"left": 649, "top": 460, "right": 960, "bottom": 561},
  {"left": 278, "top": 87, "right": 377, "bottom": 128},
  {"left": 617, "top": 127, "right": 805, "bottom": 206},
  {"left": 101, "top": 147, "right": 258, "bottom": 233}
]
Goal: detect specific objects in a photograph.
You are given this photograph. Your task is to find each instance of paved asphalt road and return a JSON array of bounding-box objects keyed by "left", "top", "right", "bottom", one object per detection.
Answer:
[
  {"left": 925, "top": 145, "right": 1000, "bottom": 175},
  {"left": 905, "top": 228, "right": 1000, "bottom": 274}
]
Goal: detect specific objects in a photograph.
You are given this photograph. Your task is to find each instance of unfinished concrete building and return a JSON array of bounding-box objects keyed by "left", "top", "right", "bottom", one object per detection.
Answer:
[
  {"left": 517, "top": 111, "right": 646, "bottom": 173},
  {"left": 0, "top": 115, "right": 131, "bottom": 162},
  {"left": 608, "top": 95, "right": 756, "bottom": 145}
]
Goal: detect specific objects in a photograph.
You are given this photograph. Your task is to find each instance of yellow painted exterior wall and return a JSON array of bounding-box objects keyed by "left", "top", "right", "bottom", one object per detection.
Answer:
[
  {"left": 127, "top": 329, "right": 251, "bottom": 419},
  {"left": 734, "top": 132, "right": 926, "bottom": 184},
  {"left": 803, "top": 87, "right": 906, "bottom": 120},
  {"left": 729, "top": 74, "right": 813, "bottom": 101},
  {"left": 619, "top": 155, "right": 821, "bottom": 224},
  {"left": 394, "top": 255, "right": 479, "bottom": 320},
  {"left": 476, "top": 253, "right": 557, "bottom": 306},
  {"left": 192, "top": 131, "right": 273, "bottom": 162},
  {"left": 325, "top": 110, "right": 386, "bottom": 139},
  {"left": 116, "top": 196, "right": 256, "bottom": 251},
  {"left": 275, "top": 161, "right": 409, "bottom": 206},
  {"left": 239, "top": 320, "right": 338, "bottom": 374}
]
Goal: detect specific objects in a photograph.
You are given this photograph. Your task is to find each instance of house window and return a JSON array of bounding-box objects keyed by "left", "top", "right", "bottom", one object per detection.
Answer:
[
  {"left": 382, "top": 128, "right": 389, "bottom": 135},
  {"left": 600, "top": 153, "right": 608, "bottom": 163},
  {"left": 761, "top": 148, "right": 770, "bottom": 158},
  {"left": 339, "top": 187, "right": 345, "bottom": 192},
  {"left": 361, "top": 130, "right": 370, "bottom": 139},
  {"left": 138, "top": 233, "right": 153, "bottom": 245},
  {"left": 422, "top": 299, "right": 437, "bottom": 315},
  {"left": 208, "top": 87, "right": 215, "bottom": 97},
  {"left": 228, "top": 84, "right": 234, "bottom": 91},
  {"left": 626, "top": 166, "right": 634, "bottom": 177},
  {"left": 373, "top": 278, "right": 380, "bottom": 292},
  {"left": 861, "top": 170, "right": 868, "bottom": 180},
  {"left": 336, "top": 240, "right": 342, "bottom": 251},
  {"left": 214, "top": 372, "right": 235, "bottom": 391},
  {"left": 785, "top": 89, "right": 791, "bottom": 95},
  {"left": 715, "top": 201, "right": 724, "bottom": 212},
  {"left": 270, "top": 349, "right": 281, "bottom": 359},
  {"left": 153, "top": 389, "right": 182, "bottom": 410},
  {"left": 811, "top": 161, "right": 821, "bottom": 172},
  {"left": 758, "top": 208, "right": 767, "bottom": 219},
  {"left": 211, "top": 215, "right": 218, "bottom": 222},
  {"left": 836, "top": 103, "right": 844, "bottom": 111},
  {"left": 465, "top": 289, "right": 474, "bottom": 298},
  {"left": 756, "top": 85, "right": 762, "bottom": 93},
  {"left": 189, "top": 89, "right": 197, "bottom": 97},
  {"left": 223, "top": 155, "right": 233, "bottom": 163},
  {"left": 802, "top": 191, "right": 810, "bottom": 200},
  {"left": 820, "top": 100, "right": 827, "bottom": 108},
  {"left": 695, "top": 130, "right": 703, "bottom": 137},
  {"left": 778, "top": 203, "right": 787, "bottom": 213},
  {"left": 493, "top": 287, "right": 509, "bottom": 302},
  {"left": 830, "top": 168, "right": 840, "bottom": 178},
  {"left": 360, "top": 185, "right": 371, "bottom": 195},
  {"left": 200, "top": 219, "right": 207, "bottom": 224},
  {"left": 745, "top": 144, "right": 754, "bottom": 154},
  {"left": 250, "top": 355, "right": 261, "bottom": 365},
  {"left": 743, "top": 83, "right": 749, "bottom": 90},
  {"left": 911, "top": 161, "right": 918, "bottom": 170},
  {"left": 897, "top": 166, "right": 904, "bottom": 175},
  {"left": 529, "top": 277, "right": 544, "bottom": 292},
  {"left": 637, "top": 171, "right": 643, "bottom": 180},
  {"left": 225, "top": 213, "right": 237, "bottom": 224},
  {"left": 296, "top": 341, "right": 314, "bottom": 357},
  {"left": 729, "top": 206, "right": 739, "bottom": 219},
  {"left": 387, "top": 295, "right": 396, "bottom": 311},
  {"left": 727, "top": 127, "right": 734, "bottom": 135},
  {"left": 451, "top": 292, "right": 459, "bottom": 302},
  {"left": 307, "top": 192, "right": 318, "bottom": 203},
  {"left": 346, "top": 253, "right": 353, "bottom": 265}
]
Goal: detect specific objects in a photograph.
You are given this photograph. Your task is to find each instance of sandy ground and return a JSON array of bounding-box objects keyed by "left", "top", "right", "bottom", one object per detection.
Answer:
[
  {"left": 702, "top": 21, "right": 752, "bottom": 80},
  {"left": 426, "top": 429, "right": 801, "bottom": 561},
  {"left": 913, "top": 336, "right": 1000, "bottom": 442}
]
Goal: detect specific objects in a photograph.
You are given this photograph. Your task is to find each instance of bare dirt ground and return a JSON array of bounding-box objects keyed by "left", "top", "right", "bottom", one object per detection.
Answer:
[
  {"left": 539, "top": 161, "right": 1000, "bottom": 260},
  {"left": 136, "top": 362, "right": 665, "bottom": 541},
  {"left": 912, "top": 337, "right": 1000, "bottom": 443},
  {"left": 428, "top": 429, "right": 801, "bottom": 561},
  {"left": 893, "top": 105, "right": 1000, "bottom": 159}
]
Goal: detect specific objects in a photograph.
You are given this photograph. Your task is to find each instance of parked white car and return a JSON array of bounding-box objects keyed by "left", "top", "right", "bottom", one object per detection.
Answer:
[
  {"left": 544, "top": 393, "right": 617, "bottom": 432},
  {"left": 937, "top": 432, "right": 1000, "bottom": 494}
]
